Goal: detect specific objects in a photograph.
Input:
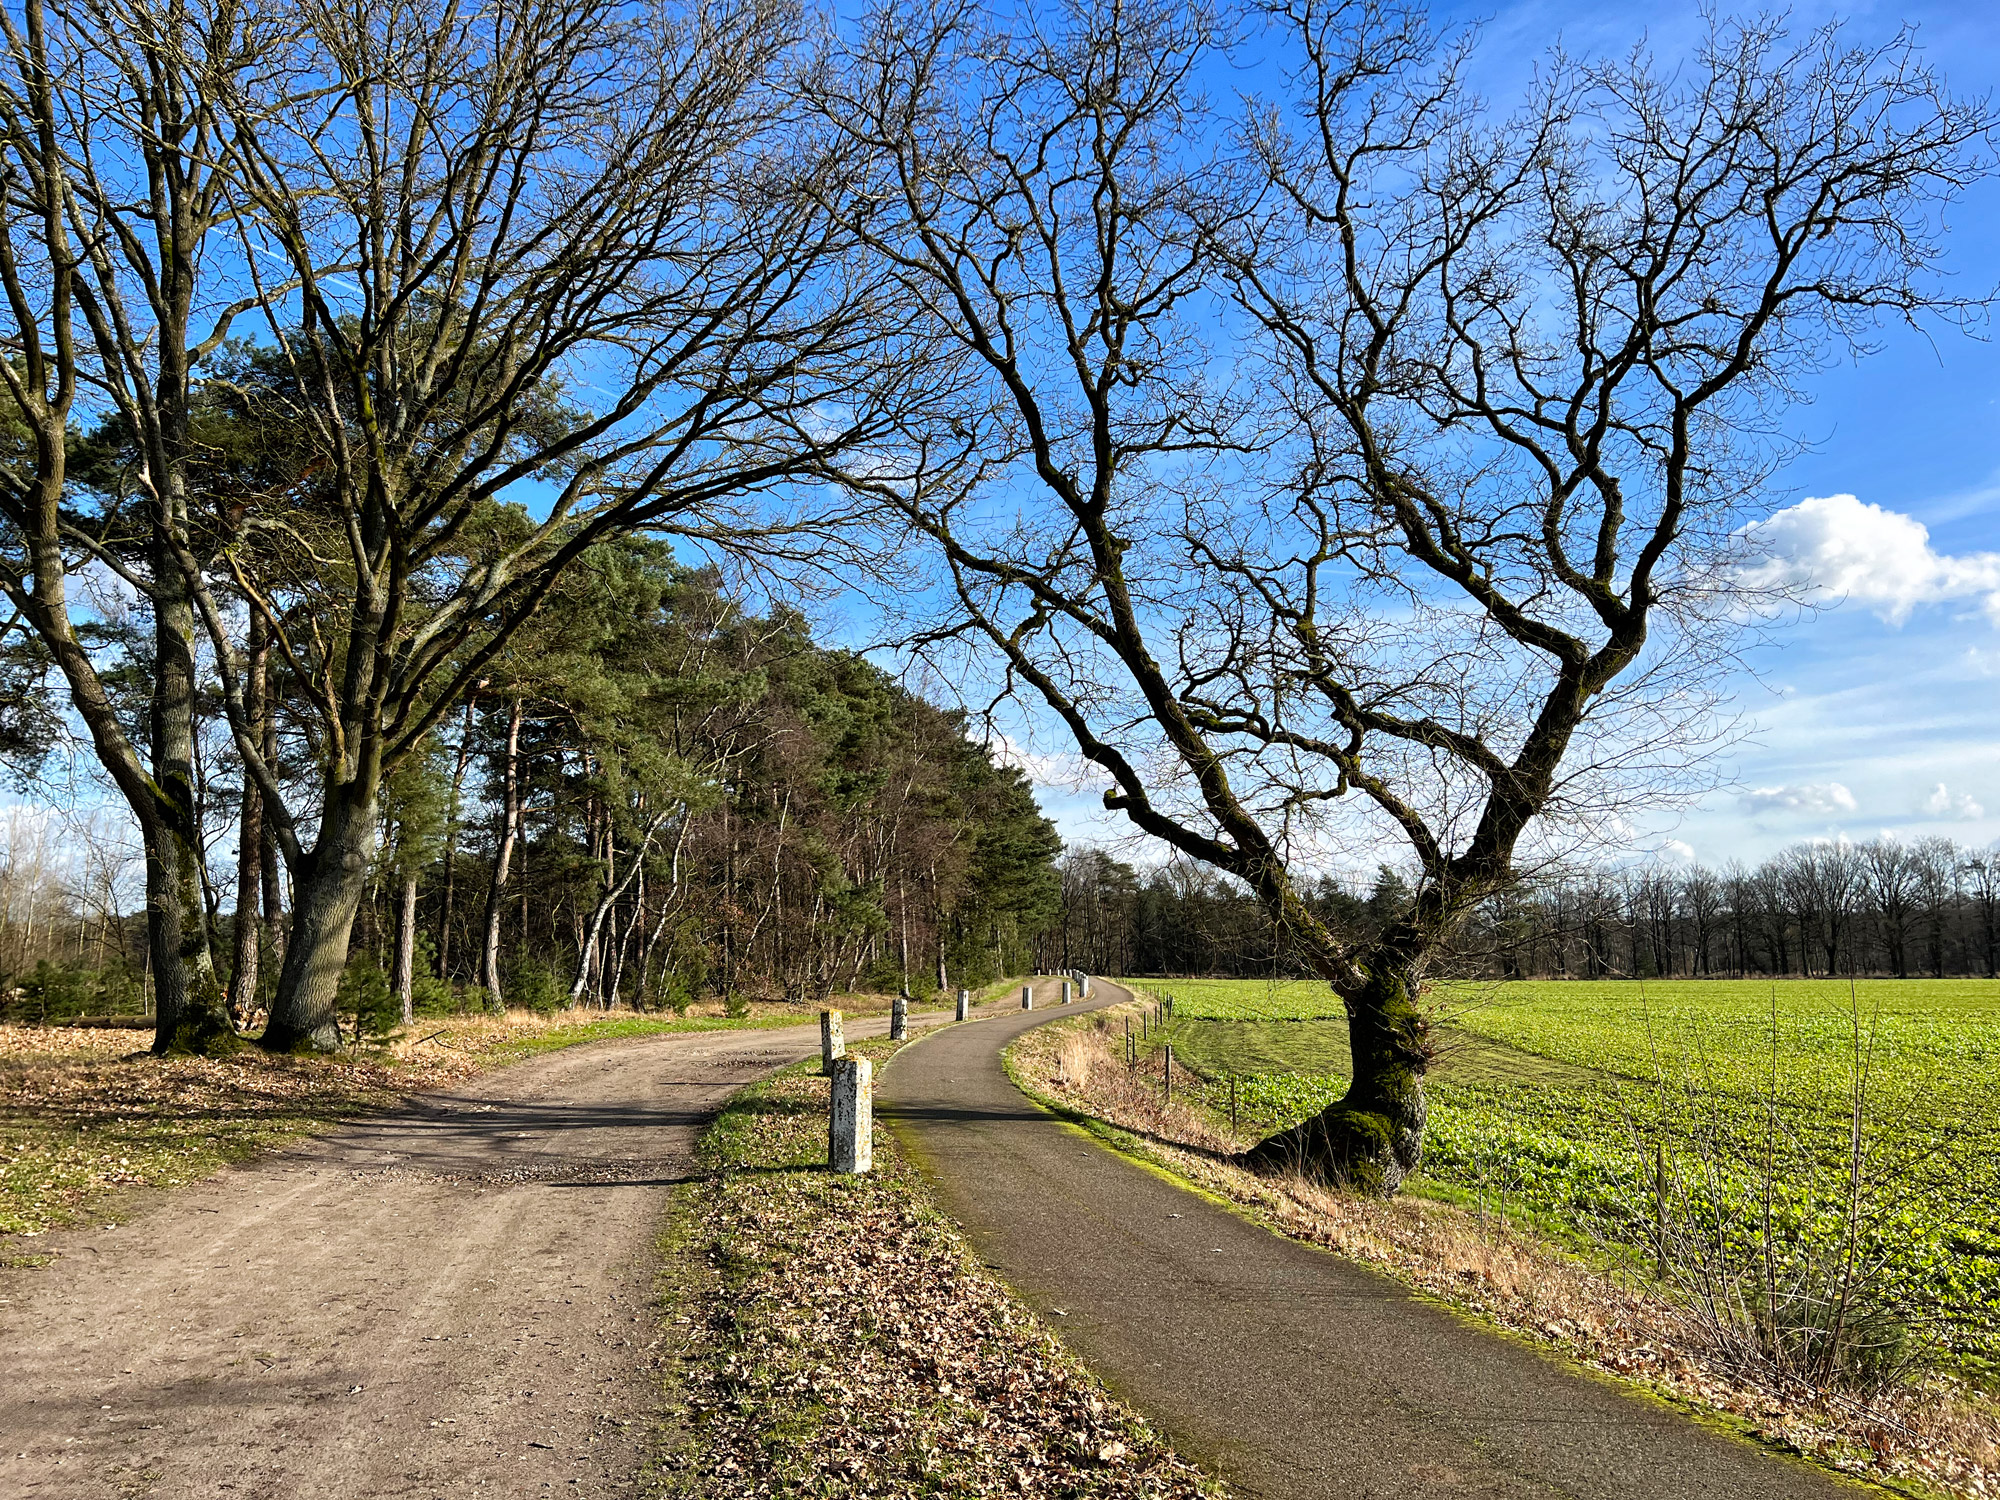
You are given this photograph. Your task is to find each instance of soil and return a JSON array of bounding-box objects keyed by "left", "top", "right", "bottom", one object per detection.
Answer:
[{"left": 0, "top": 1013, "right": 920, "bottom": 1500}]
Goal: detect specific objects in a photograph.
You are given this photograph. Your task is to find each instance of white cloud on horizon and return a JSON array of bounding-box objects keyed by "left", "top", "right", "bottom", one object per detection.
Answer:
[
  {"left": 1737, "top": 494, "right": 2000, "bottom": 626},
  {"left": 1921, "top": 782, "right": 1986, "bottom": 821},
  {"left": 1740, "top": 781, "right": 1858, "bottom": 816}
]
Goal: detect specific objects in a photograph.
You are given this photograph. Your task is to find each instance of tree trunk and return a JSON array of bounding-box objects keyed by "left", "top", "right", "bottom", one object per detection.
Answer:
[
  {"left": 438, "top": 696, "right": 475, "bottom": 981},
  {"left": 228, "top": 613, "right": 271, "bottom": 1023},
  {"left": 148, "top": 542, "right": 236, "bottom": 1055},
  {"left": 393, "top": 873, "right": 419, "bottom": 1025},
  {"left": 1242, "top": 954, "right": 1428, "bottom": 1194},
  {"left": 263, "top": 780, "right": 379, "bottom": 1052},
  {"left": 260, "top": 710, "right": 286, "bottom": 970},
  {"left": 481, "top": 698, "right": 526, "bottom": 1012}
]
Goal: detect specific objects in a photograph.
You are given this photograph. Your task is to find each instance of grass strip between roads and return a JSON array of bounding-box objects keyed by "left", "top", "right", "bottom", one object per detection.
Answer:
[
  {"left": 651, "top": 1033, "right": 1224, "bottom": 1500},
  {"left": 1006, "top": 1002, "right": 2000, "bottom": 1500}
]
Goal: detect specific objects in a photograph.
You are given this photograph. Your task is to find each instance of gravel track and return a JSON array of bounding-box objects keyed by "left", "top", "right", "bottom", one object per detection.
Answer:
[{"left": 0, "top": 1011, "right": 932, "bottom": 1500}]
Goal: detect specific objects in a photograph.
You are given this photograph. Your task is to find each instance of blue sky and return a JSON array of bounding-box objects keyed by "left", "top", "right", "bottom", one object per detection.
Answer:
[
  {"left": 1491, "top": 0, "right": 2000, "bottom": 868},
  {"left": 988, "top": 0, "right": 2000, "bottom": 873}
]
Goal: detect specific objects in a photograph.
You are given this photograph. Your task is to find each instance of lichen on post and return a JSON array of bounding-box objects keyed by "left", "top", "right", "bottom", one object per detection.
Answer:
[
  {"left": 820, "top": 1009, "right": 844, "bottom": 1074},
  {"left": 828, "top": 1056, "right": 873, "bottom": 1174}
]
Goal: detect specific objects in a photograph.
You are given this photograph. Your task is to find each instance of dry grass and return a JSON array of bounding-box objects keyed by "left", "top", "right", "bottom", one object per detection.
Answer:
[{"left": 1009, "top": 1007, "right": 2000, "bottom": 1500}]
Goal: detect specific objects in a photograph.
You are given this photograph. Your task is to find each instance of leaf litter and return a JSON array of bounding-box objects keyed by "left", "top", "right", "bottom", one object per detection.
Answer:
[{"left": 654, "top": 1043, "right": 1223, "bottom": 1499}]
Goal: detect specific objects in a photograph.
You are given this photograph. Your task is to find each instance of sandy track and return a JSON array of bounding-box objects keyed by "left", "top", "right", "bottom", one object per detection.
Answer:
[{"left": 0, "top": 1013, "right": 922, "bottom": 1500}]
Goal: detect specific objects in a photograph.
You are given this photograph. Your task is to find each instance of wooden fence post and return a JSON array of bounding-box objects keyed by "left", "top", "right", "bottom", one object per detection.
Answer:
[
  {"left": 1163, "top": 1043, "right": 1173, "bottom": 1104},
  {"left": 820, "top": 1009, "right": 844, "bottom": 1075},
  {"left": 829, "top": 1057, "right": 873, "bottom": 1174}
]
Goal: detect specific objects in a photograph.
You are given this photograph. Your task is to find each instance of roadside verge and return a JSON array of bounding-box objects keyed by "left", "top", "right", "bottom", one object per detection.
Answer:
[
  {"left": 652, "top": 1032, "right": 1223, "bottom": 1500},
  {"left": 1006, "top": 1000, "right": 1997, "bottom": 1500}
]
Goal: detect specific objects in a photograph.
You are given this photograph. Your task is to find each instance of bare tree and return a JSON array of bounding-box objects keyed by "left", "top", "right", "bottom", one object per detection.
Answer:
[
  {"left": 1967, "top": 846, "right": 2000, "bottom": 980},
  {"left": 0, "top": 0, "right": 288, "bottom": 1051},
  {"left": 819, "top": 0, "right": 1993, "bottom": 1188},
  {"left": 1863, "top": 838, "right": 1920, "bottom": 978},
  {"left": 155, "top": 0, "right": 913, "bottom": 1050},
  {"left": 1682, "top": 866, "right": 1722, "bottom": 975}
]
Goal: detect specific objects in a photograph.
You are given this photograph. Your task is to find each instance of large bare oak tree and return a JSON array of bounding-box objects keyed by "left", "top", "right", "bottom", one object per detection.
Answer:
[
  {"left": 817, "top": 0, "right": 1993, "bottom": 1188},
  {"left": 0, "top": 0, "right": 285, "bottom": 1052},
  {"left": 182, "top": 0, "right": 919, "bottom": 1050}
]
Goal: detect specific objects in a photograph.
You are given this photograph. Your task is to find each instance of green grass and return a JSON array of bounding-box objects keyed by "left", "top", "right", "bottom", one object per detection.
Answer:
[
  {"left": 1142, "top": 978, "right": 1349, "bottom": 1021},
  {"left": 474, "top": 1011, "right": 802, "bottom": 1063},
  {"left": 1119, "top": 977, "right": 2000, "bottom": 1373}
]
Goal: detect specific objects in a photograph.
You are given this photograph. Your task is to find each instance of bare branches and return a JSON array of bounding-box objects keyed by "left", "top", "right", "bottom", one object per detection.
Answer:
[{"left": 812, "top": 0, "right": 1993, "bottom": 1183}]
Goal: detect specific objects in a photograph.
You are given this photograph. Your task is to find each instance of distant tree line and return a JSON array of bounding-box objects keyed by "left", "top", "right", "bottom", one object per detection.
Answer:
[
  {"left": 1041, "top": 838, "right": 2000, "bottom": 983},
  {"left": 1483, "top": 839, "right": 2000, "bottom": 981}
]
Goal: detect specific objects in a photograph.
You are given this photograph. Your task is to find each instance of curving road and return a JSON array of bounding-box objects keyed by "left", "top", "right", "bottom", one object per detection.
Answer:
[
  {"left": 0, "top": 1008, "right": 943, "bottom": 1500},
  {"left": 879, "top": 978, "right": 1873, "bottom": 1500}
]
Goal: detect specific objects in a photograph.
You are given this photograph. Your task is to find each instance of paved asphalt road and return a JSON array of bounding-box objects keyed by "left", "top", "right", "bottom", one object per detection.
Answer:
[
  {"left": 0, "top": 1005, "right": 948, "bottom": 1500},
  {"left": 879, "top": 978, "right": 1874, "bottom": 1500}
]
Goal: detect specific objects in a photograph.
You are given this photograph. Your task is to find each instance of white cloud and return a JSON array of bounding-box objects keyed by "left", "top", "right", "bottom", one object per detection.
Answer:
[
  {"left": 989, "top": 735, "right": 1100, "bottom": 794},
  {"left": 1741, "top": 782, "right": 1858, "bottom": 816},
  {"left": 1737, "top": 494, "right": 2000, "bottom": 626},
  {"left": 1654, "top": 838, "right": 1696, "bottom": 863},
  {"left": 1921, "top": 782, "right": 1985, "bottom": 821}
]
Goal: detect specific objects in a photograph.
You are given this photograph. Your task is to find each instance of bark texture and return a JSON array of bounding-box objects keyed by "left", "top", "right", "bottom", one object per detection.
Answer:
[{"left": 1242, "top": 959, "right": 1428, "bottom": 1194}]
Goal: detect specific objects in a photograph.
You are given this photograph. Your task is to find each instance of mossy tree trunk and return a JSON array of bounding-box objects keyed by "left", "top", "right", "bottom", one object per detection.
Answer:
[{"left": 1242, "top": 949, "right": 1429, "bottom": 1193}]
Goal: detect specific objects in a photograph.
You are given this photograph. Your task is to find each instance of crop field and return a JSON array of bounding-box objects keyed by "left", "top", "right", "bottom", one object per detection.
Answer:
[{"left": 1125, "top": 977, "right": 2000, "bottom": 1371}]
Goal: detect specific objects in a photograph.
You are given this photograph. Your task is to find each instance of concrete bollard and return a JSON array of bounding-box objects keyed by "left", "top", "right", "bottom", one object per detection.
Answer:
[
  {"left": 955, "top": 988, "right": 970, "bottom": 1022},
  {"left": 1020, "top": 984, "right": 1033, "bottom": 1010},
  {"left": 820, "top": 1009, "right": 844, "bottom": 1074},
  {"left": 828, "top": 1056, "right": 873, "bottom": 1174},
  {"left": 1061, "top": 979, "right": 1072, "bottom": 1004},
  {"left": 890, "top": 992, "right": 908, "bottom": 1041}
]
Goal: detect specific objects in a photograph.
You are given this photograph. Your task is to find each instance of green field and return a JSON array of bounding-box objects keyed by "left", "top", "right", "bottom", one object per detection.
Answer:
[{"left": 1124, "top": 977, "right": 2000, "bottom": 1375}]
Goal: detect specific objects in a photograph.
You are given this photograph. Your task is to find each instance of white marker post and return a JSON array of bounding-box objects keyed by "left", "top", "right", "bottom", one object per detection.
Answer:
[
  {"left": 1020, "top": 984, "right": 1034, "bottom": 1010},
  {"left": 1060, "top": 979, "right": 1073, "bottom": 1005},
  {"left": 891, "top": 992, "right": 908, "bottom": 1041},
  {"left": 820, "top": 1009, "right": 844, "bottom": 1074},
  {"left": 829, "top": 1057, "right": 873, "bottom": 1174},
  {"left": 955, "top": 988, "right": 970, "bottom": 1022}
]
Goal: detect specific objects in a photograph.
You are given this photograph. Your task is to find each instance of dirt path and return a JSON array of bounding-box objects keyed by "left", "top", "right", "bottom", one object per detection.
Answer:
[
  {"left": 881, "top": 981, "right": 1875, "bottom": 1500},
  {"left": 0, "top": 1009, "right": 939, "bottom": 1500}
]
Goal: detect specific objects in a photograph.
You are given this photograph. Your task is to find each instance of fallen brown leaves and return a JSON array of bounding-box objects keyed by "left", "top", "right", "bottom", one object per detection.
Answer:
[
  {"left": 1011, "top": 1008, "right": 2000, "bottom": 1500},
  {"left": 656, "top": 1050, "right": 1223, "bottom": 1500}
]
